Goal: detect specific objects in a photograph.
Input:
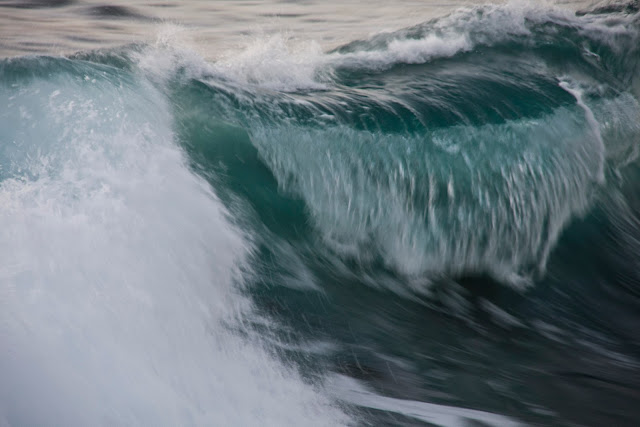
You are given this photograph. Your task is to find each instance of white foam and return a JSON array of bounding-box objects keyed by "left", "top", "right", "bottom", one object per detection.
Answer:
[
  {"left": 559, "top": 79, "right": 606, "bottom": 183},
  {"left": 187, "top": 2, "right": 639, "bottom": 91},
  {"left": 0, "top": 65, "right": 349, "bottom": 425},
  {"left": 213, "top": 33, "right": 329, "bottom": 91},
  {"left": 328, "top": 33, "right": 471, "bottom": 71},
  {"left": 134, "top": 24, "right": 214, "bottom": 85},
  {"left": 330, "top": 374, "right": 523, "bottom": 427}
]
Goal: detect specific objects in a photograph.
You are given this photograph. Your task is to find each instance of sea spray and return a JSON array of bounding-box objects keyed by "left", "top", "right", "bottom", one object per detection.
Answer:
[{"left": 0, "top": 56, "right": 350, "bottom": 426}]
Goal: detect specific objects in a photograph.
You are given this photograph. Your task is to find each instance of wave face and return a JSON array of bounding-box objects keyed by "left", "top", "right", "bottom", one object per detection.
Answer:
[
  {"left": 172, "top": 3, "right": 640, "bottom": 289},
  {"left": 2, "top": 2, "right": 640, "bottom": 426}
]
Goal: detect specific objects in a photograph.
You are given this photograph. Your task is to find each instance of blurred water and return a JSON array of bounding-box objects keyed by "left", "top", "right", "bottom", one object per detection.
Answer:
[{"left": 2, "top": 1, "right": 640, "bottom": 426}]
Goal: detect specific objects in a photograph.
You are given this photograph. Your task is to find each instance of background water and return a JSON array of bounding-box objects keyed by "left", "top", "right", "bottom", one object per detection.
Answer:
[{"left": 1, "top": 1, "right": 640, "bottom": 426}]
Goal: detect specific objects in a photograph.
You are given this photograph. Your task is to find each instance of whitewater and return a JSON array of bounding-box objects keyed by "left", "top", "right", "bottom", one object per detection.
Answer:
[{"left": 1, "top": 1, "right": 640, "bottom": 426}]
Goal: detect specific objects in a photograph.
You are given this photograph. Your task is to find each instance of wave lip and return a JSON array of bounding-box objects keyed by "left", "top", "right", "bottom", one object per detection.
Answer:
[
  {"left": 244, "top": 76, "right": 633, "bottom": 289},
  {"left": 170, "top": 2, "right": 637, "bottom": 92}
]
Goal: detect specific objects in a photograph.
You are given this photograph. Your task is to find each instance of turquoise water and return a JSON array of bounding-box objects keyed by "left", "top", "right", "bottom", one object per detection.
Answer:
[{"left": 1, "top": 1, "right": 640, "bottom": 426}]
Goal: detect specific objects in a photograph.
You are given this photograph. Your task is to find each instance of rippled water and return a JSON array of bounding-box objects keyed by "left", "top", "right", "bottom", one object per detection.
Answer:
[{"left": 0, "top": 0, "right": 489, "bottom": 58}]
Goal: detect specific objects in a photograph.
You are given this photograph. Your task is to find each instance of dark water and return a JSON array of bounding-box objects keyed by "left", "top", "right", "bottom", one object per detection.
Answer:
[{"left": 1, "top": 1, "right": 640, "bottom": 426}]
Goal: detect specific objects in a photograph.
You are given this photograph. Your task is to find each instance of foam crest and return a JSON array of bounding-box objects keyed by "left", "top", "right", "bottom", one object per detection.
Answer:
[
  {"left": 213, "top": 33, "right": 328, "bottom": 91},
  {"left": 134, "top": 24, "right": 214, "bottom": 85},
  {"left": 326, "top": 2, "right": 635, "bottom": 73},
  {"left": 198, "top": 2, "right": 639, "bottom": 90},
  {"left": 329, "top": 33, "right": 471, "bottom": 70},
  {"left": 132, "top": 28, "right": 329, "bottom": 92}
]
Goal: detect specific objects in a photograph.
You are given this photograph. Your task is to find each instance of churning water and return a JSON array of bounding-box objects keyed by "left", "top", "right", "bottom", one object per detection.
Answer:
[{"left": 1, "top": 1, "right": 640, "bottom": 425}]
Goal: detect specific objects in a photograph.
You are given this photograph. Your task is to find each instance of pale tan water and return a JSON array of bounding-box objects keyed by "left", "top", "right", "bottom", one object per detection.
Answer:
[{"left": 0, "top": 0, "right": 593, "bottom": 59}]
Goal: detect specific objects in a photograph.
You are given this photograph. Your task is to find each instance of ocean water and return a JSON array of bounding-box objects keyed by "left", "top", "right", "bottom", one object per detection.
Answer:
[{"left": 1, "top": 1, "right": 639, "bottom": 426}]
